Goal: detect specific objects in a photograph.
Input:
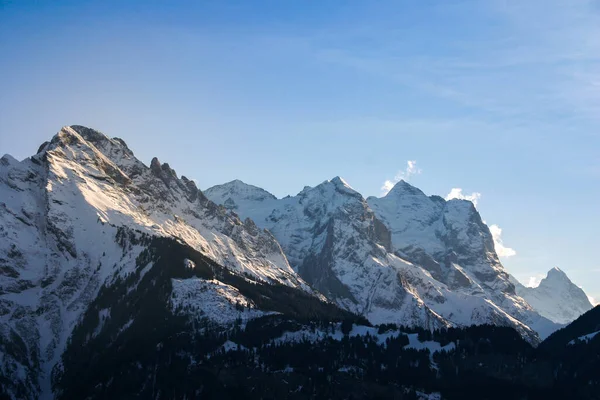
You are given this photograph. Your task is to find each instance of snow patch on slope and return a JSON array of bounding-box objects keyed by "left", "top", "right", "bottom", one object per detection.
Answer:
[
  {"left": 568, "top": 330, "right": 600, "bottom": 345},
  {"left": 171, "top": 278, "right": 274, "bottom": 325}
]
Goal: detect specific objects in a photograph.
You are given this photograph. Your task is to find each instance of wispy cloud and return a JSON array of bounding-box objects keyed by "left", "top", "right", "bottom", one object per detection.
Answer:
[
  {"left": 489, "top": 224, "right": 517, "bottom": 258},
  {"left": 381, "top": 160, "right": 421, "bottom": 195},
  {"left": 445, "top": 188, "right": 481, "bottom": 207},
  {"left": 312, "top": 0, "right": 600, "bottom": 123},
  {"left": 588, "top": 295, "right": 598, "bottom": 306}
]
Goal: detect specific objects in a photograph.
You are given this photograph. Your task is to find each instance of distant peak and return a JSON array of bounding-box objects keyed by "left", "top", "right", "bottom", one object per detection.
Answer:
[
  {"left": 538, "top": 267, "right": 573, "bottom": 288},
  {"left": 205, "top": 179, "right": 277, "bottom": 201},
  {"left": 220, "top": 179, "right": 256, "bottom": 189},
  {"left": 386, "top": 180, "right": 425, "bottom": 197}
]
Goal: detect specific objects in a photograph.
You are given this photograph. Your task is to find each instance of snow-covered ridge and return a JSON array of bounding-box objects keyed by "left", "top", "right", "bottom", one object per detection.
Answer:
[{"left": 41, "top": 125, "right": 306, "bottom": 288}]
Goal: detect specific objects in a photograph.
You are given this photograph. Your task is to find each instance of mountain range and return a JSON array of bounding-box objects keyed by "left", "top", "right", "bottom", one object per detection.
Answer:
[
  {"left": 0, "top": 125, "right": 594, "bottom": 399},
  {"left": 204, "top": 177, "right": 591, "bottom": 339}
]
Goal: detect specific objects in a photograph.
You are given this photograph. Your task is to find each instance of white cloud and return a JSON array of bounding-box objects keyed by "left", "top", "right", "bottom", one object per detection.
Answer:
[
  {"left": 381, "top": 160, "right": 421, "bottom": 195},
  {"left": 526, "top": 275, "right": 543, "bottom": 288},
  {"left": 445, "top": 188, "right": 482, "bottom": 207},
  {"left": 489, "top": 224, "right": 517, "bottom": 258},
  {"left": 588, "top": 295, "right": 598, "bottom": 306}
]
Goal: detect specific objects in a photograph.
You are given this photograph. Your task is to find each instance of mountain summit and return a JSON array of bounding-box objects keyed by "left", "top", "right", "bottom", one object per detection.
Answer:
[{"left": 512, "top": 267, "right": 593, "bottom": 325}]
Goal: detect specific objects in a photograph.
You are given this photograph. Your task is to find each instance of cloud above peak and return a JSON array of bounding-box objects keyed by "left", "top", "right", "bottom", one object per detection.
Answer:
[
  {"left": 526, "top": 275, "right": 543, "bottom": 288},
  {"left": 489, "top": 224, "right": 517, "bottom": 258},
  {"left": 445, "top": 188, "right": 482, "bottom": 207},
  {"left": 381, "top": 160, "right": 421, "bottom": 195}
]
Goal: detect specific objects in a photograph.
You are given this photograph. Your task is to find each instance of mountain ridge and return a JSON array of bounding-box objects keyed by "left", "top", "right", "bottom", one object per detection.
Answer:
[{"left": 204, "top": 177, "right": 565, "bottom": 341}]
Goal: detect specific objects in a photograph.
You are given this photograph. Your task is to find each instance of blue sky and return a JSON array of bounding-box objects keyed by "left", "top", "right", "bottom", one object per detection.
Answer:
[{"left": 1, "top": 0, "right": 599, "bottom": 302}]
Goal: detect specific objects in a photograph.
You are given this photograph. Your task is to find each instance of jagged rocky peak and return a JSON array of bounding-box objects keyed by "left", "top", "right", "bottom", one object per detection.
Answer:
[
  {"left": 41, "top": 125, "right": 136, "bottom": 170},
  {"left": 69, "top": 125, "right": 132, "bottom": 153},
  {"left": 70, "top": 124, "right": 110, "bottom": 143},
  {"left": 50, "top": 125, "right": 120, "bottom": 150},
  {"left": 146, "top": 156, "right": 203, "bottom": 202},
  {"left": 39, "top": 125, "right": 133, "bottom": 186},
  {"left": 180, "top": 175, "right": 199, "bottom": 193},
  {"left": 49, "top": 125, "right": 86, "bottom": 147},
  {"left": 161, "top": 162, "right": 178, "bottom": 178},
  {"left": 149, "top": 156, "right": 178, "bottom": 180},
  {"left": 150, "top": 156, "right": 162, "bottom": 174}
]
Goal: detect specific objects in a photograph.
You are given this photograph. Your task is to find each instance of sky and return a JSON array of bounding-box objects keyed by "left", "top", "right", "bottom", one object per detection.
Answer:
[{"left": 1, "top": 0, "right": 599, "bottom": 303}]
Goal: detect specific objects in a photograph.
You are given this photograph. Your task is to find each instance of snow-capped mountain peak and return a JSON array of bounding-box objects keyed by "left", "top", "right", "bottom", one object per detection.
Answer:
[
  {"left": 204, "top": 179, "right": 278, "bottom": 207},
  {"left": 544, "top": 266, "right": 569, "bottom": 282},
  {"left": 329, "top": 176, "right": 355, "bottom": 191},
  {"left": 385, "top": 179, "right": 427, "bottom": 197},
  {"left": 512, "top": 268, "right": 593, "bottom": 325},
  {"left": 0, "top": 125, "right": 317, "bottom": 399}
]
